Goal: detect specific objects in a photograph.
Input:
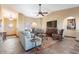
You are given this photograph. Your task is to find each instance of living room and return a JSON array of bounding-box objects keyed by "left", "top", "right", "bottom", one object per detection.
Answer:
[{"left": 0, "top": 4, "right": 79, "bottom": 54}]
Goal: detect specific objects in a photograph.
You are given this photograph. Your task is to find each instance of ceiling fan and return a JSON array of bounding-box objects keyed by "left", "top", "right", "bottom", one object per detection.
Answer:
[{"left": 37, "top": 4, "right": 48, "bottom": 16}]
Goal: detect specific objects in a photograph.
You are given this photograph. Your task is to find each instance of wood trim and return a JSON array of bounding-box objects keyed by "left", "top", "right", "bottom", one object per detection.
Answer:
[{"left": 6, "top": 34, "right": 17, "bottom": 36}]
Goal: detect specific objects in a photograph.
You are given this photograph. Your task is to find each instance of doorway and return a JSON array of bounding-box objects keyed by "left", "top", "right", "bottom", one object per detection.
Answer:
[{"left": 4, "top": 18, "right": 17, "bottom": 36}]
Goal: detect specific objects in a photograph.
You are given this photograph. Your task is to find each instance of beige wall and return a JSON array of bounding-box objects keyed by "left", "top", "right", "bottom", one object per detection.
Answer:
[
  {"left": 17, "top": 7, "right": 79, "bottom": 37},
  {"left": 17, "top": 13, "right": 42, "bottom": 32},
  {"left": 0, "top": 6, "right": 2, "bottom": 31},
  {"left": 42, "top": 7, "right": 79, "bottom": 32},
  {"left": 0, "top": 5, "right": 41, "bottom": 36},
  {"left": 0, "top": 5, "right": 18, "bottom": 36},
  {"left": 4, "top": 18, "right": 17, "bottom": 35}
]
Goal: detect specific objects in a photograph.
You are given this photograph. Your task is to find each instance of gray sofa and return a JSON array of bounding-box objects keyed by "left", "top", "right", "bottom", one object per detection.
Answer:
[{"left": 19, "top": 30, "right": 42, "bottom": 51}]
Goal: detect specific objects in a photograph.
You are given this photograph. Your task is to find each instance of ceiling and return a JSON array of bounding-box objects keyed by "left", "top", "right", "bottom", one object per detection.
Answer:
[{"left": 2, "top": 4, "right": 79, "bottom": 18}]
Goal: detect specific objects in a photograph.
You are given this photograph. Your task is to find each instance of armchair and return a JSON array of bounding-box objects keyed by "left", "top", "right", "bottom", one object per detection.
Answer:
[{"left": 52, "top": 29, "right": 64, "bottom": 41}]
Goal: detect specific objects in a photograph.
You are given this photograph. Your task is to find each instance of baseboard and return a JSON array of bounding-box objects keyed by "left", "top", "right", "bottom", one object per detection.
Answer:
[
  {"left": 6, "top": 34, "right": 16, "bottom": 36},
  {"left": 6, "top": 34, "right": 18, "bottom": 37},
  {"left": 64, "top": 36, "right": 76, "bottom": 38},
  {"left": 75, "top": 40, "right": 79, "bottom": 42}
]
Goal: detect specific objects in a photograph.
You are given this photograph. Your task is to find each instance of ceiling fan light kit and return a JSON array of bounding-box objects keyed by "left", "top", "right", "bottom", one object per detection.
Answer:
[{"left": 37, "top": 4, "right": 48, "bottom": 17}]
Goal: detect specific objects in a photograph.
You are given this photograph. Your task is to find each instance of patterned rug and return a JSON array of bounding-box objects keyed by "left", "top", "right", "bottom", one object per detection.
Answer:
[
  {"left": 29, "top": 37, "right": 58, "bottom": 54},
  {"left": 41, "top": 37, "right": 57, "bottom": 49}
]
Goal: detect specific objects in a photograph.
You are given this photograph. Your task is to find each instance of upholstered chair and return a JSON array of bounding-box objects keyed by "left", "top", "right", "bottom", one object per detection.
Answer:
[{"left": 52, "top": 29, "right": 64, "bottom": 41}]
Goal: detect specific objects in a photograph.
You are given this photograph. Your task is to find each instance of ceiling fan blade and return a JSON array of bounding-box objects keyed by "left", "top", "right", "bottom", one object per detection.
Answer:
[
  {"left": 36, "top": 4, "right": 48, "bottom": 17},
  {"left": 40, "top": 13, "right": 44, "bottom": 16},
  {"left": 42, "top": 12, "right": 48, "bottom": 14}
]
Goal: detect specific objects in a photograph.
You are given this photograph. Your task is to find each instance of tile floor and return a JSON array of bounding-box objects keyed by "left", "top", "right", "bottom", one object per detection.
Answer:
[{"left": 0, "top": 36, "right": 79, "bottom": 54}]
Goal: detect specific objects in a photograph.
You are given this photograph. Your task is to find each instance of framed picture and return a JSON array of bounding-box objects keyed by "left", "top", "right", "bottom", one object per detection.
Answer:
[{"left": 67, "top": 19, "right": 76, "bottom": 29}]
